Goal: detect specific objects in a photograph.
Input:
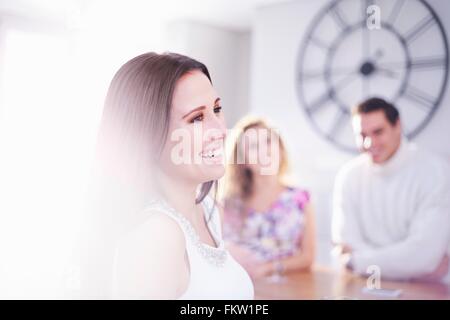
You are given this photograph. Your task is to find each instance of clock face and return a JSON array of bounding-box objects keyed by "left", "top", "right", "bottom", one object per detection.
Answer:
[{"left": 296, "top": 0, "right": 449, "bottom": 152}]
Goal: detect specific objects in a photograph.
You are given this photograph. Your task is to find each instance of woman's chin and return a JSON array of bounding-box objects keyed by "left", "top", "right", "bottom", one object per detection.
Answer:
[{"left": 199, "top": 162, "right": 225, "bottom": 181}]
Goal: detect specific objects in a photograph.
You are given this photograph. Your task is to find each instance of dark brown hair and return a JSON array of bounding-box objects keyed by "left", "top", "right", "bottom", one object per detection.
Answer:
[
  {"left": 353, "top": 97, "right": 400, "bottom": 126},
  {"left": 94, "top": 52, "right": 215, "bottom": 209},
  {"left": 82, "top": 53, "right": 216, "bottom": 297}
]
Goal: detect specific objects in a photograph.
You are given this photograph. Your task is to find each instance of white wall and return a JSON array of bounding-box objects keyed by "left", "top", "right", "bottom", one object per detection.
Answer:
[
  {"left": 164, "top": 21, "right": 251, "bottom": 126},
  {"left": 0, "top": 7, "right": 169, "bottom": 298},
  {"left": 250, "top": 0, "right": 450, "bottom": 265}
]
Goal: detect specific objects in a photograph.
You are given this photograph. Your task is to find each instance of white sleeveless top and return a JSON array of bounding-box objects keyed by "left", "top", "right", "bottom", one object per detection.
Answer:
[{"left": 143, "top": 196, "right": 254, "bottom": 300}]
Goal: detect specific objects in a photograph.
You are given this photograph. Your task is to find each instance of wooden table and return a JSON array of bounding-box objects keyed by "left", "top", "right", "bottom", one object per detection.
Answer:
[{"left": 254, "top": 266, "right": 450, "bottom": 300}]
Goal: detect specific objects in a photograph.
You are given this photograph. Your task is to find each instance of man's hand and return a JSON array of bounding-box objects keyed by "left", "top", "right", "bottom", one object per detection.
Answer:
[
  {"left": 335, "top": 244, "right": 354, "bottom": 271},
  {"left": 341, "top": 244, "right": 353, "bottom": 254}
]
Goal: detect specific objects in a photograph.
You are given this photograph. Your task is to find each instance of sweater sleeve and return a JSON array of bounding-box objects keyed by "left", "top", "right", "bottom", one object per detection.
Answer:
[
  {"left": 351, "top": 166, "right": 450, "bottom": 280},
  {"left": 332, "top": 165, "right": 373, "bottom": 252}
]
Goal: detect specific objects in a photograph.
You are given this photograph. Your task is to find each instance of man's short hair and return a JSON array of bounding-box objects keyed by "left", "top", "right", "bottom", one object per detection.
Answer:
[{"left": 352, "top": 97, "right": 400, "bottom": 126}]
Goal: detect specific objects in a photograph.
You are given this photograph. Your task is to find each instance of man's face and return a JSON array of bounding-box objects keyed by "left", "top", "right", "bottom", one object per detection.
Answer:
[{"left": 352, "top": 110, "right": 402, "bottom": 164}]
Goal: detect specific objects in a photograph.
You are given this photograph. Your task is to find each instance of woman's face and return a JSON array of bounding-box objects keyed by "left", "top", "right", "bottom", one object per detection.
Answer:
[
  {"left": 239, "top": 125, "right": 281, "bottom": 177},
  {"left": 159, "top": 70, "right": 227, "bottom": 185}
]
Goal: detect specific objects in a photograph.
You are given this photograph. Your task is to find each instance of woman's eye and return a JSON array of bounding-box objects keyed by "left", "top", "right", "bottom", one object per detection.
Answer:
[
  {"left": 190, "top": 114, "right": 203, "bottom": 123},
  {"left": 190, "top": 106, "right": 221, "bottom": 123}
]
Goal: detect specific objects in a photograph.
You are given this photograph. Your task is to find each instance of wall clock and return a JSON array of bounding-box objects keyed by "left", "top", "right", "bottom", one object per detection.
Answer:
[{"left": 296, "top": 0, "right": 449, "bottom": 152}]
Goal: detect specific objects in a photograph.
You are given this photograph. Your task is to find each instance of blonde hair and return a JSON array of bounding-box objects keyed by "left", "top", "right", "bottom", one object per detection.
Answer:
[{"left": 220, "top": 116, "right": 291, "bottom": 203}]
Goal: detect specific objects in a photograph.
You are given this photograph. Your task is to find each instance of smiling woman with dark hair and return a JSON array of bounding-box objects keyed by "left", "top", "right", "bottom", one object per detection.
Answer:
[{"left": 86, "top": 52, "right": 254, "bottom": 299}]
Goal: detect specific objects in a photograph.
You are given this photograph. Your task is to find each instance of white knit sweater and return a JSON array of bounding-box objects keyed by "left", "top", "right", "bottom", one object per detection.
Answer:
[{"left": 332, "top": 139, "right": 450, "bottom": 280}]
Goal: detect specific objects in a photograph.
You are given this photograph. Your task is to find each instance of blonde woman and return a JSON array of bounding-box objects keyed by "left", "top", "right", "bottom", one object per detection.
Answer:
[{"left": 221, "top": 117, "right": 315, "bottom": 280}]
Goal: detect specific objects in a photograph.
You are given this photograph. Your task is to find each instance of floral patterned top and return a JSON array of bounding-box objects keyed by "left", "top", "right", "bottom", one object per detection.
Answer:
[{"left": 223, "top": 187, "right": 310, "bottom": 262}]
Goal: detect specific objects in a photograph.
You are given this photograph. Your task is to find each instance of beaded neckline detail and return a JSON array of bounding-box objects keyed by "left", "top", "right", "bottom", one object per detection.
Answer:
[{"left": 143, "top": 198, "right": 227, "bottom": 267}]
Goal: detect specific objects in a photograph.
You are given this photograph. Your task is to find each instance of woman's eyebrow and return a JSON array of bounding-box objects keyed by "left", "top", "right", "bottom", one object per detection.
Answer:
[
  {"left": 182, "top": 106, "right": 206, "bottom": 119},
  {"left": 181, "top": 97, "right": 221, "bottom": 119}
]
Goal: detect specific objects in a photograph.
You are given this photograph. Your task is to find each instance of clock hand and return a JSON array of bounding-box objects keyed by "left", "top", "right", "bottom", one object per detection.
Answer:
[
  {"left": 362, "top": 0, "right": 372, "bottom": 59},
  {"left": 363, "top": 78, "right": 370, "bottom": 98},
  {"left": 375, "top": 67, "right": 400, "bottom": 79},
  {"left": 300, "top": 67, "right": 358, "bottom": 81},
  {"left": 375, "top": 58, "right": 410, "bottom": 70},
  {"left": 331, "top": 71, "right": 360, "bottom": 92}
]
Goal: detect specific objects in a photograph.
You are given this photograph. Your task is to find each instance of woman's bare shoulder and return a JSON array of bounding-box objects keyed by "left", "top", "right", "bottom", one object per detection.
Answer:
[
  {"left": 113, "top": 210, "right": 188, "bottom": 299},
  {"left": 118, "top": 210, "right": 186, "bottom": 252}
]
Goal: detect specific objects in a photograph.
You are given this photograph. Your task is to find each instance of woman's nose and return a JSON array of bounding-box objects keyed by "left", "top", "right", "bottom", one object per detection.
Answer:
[
  {"left": 205, "top": 127, "right": 226, "bottom": 143},
  {"left": 205, "top": 111, "right": 227, "bottom": 141}
]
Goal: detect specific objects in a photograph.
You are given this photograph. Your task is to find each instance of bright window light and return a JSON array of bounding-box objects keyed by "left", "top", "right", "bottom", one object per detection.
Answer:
[{"left": 0, "top": 28, "right": 87, "bottom": 299}]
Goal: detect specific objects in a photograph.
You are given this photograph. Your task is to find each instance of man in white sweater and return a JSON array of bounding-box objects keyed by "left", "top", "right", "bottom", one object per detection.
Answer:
[{"left": 332, "top": 97, "right": 450, "bottom": 281}]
